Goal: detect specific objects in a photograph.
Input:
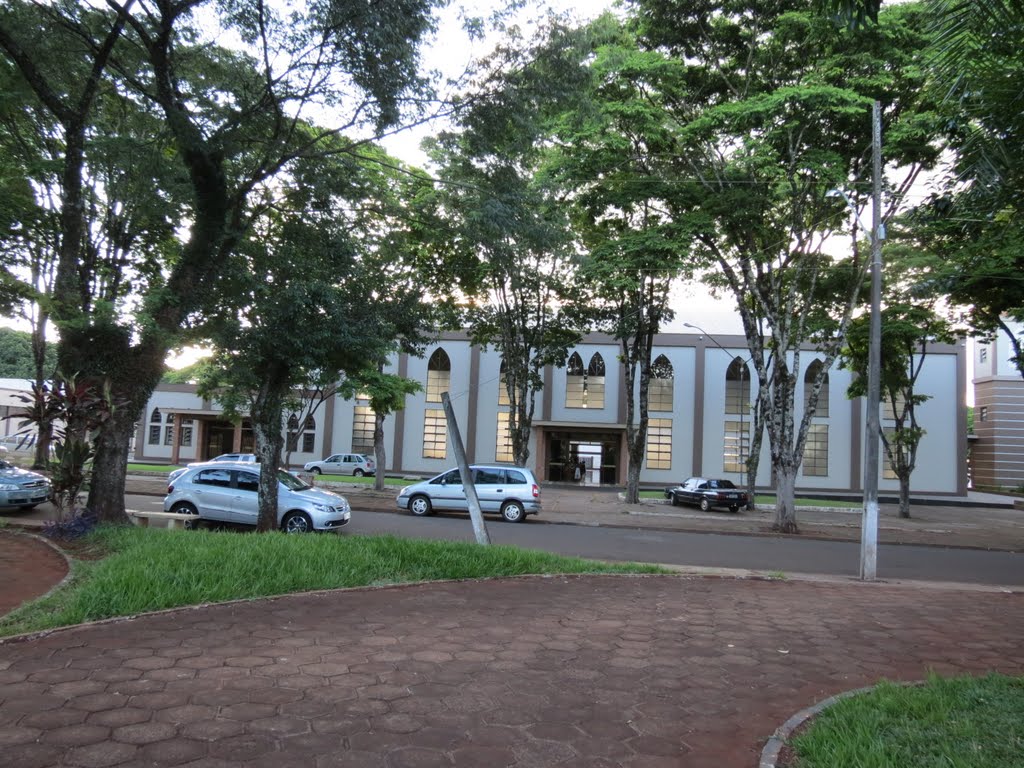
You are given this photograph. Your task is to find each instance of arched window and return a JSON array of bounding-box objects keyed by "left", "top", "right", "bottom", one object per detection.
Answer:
[
  {"left": 566, "top": 352, "right": 605, "bottom": 408},
  {"left": 804, "top": 360, "right": 829, "bottom": 417},
  {"left": 725, "top": 358, "right": 749, "bottom": 415},
  {"left": 650, "top": 355, "right": 674, "bottom": 412},
  {"left": 426, "top": 348, "right": 451, "bottom": 403},
  {"left": 148, "top": 408, "right": 162, "bottom": 445},
  {"left": 498, "top": 359, "right": 510, "bottom": 406},
  {"left": 802, "top": 361, "right": 829, "bottom": 478},
  {"left": 723, "top": 358, "right": 750, "bottom": 474}
]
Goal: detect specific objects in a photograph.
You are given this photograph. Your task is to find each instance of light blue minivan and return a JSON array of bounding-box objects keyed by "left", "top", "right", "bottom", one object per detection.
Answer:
[{"left": 396, "top": 465, "right": 541, "bottom": 523}]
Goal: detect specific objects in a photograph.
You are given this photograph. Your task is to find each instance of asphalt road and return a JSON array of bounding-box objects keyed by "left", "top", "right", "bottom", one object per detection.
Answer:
[{"left": 125, "top": 493, "right": 1024, "bottom": 587}]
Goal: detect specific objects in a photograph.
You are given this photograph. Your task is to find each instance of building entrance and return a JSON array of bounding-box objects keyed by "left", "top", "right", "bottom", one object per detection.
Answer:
[{"left": 545, "top": 431, "right": 621, "bottom": 485}]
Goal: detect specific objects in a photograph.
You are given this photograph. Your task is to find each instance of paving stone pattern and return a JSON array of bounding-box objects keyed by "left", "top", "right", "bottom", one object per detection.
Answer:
[{"left": 1, "top": 575, "right": 1023, "bottom": 768}]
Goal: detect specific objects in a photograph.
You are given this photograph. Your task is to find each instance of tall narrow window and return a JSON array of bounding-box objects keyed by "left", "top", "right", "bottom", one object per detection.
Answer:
[
  {"left": 883, "top": 393, "right": 907, "bottom": 421},
  {"left": 723, "top": 420, "right": 749, "bottom": 473},
  {"left": 286, "top": 414, "right": 300, "bottom": 452},
  {"left": 725, "top": 358, "right": 749, "bottom": 415},
  {"left": 163, "top": 413, "right": 175, "bottom": 445},
  {"left": 148, "top": 408, "right": 162, "bottom": 445},
  {"left": 586, "top": 354, "right": 606, "bottom": 409},
  {"left": 179, "top": 417, "right": 194, "bottom": 447},
  {"left": 804, "top": 361, "right": 829, "bottom": 417},
  {"left": 566, "top": 352, "right": 585, "bottom": 407},
  {"left": 302, "top": 416, "right": 316, "bottom": 453},
  {"left": 423, "top": 409, "right": 447, "bottom": 459},
  {"left": 426, "top": 348, "right": 451, "bottom": 403},
  {"left": 496, "top": 412, "right": 514, "bottom": 462},
  {"left": 803, "top": 425, "right": 829, "bottom": 476},
  {"left": 352, "top": 406, "right": 375, "bottom": 452},
  {"left": 649, "top": 355, "right": 674, "bottom": 412},
  {"left": 646, "top": 418, "right": 672, "bottom": 469},
  {"left": 498, "top": 359, "right": 511, "bottom": 406},
  {"left": 883, "top": 427, "right": 898, "bottom": 479}
]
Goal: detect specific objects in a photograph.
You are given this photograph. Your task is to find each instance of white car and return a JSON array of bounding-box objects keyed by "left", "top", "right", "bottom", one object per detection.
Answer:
[
  {"left": 164, "top": 462, "right": 351, "bottom": 533},
  {"left": 303, "top": 453, "right": 376, "bottom": 477}
]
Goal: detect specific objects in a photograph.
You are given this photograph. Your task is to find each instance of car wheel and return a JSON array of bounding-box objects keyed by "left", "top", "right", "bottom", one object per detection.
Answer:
[
  {"left": 172, "top": 501, "right": 200, "bottom": 530},
  {"left": 282, "top": 511, "right": 314, "bottom": 533},
  {"left": 729, "top": 505, "right": 739, "bottom": 513},
  {"left": 501, "top": 500, "right": 525, "bottom": 523},
  {"left": 699, "top": 498, "right": 711, "bottom": 512},
  {"left": 311, "top": 467, "right": 322, "bottom": 475},
  {"left": 409, "top": 495, "right": 433, "bottom": 517},
  {"left": 670, "top": 494, "right": 679, "bottom": 507},
  {"left": 354, "top": 468, "right": 364, "bottom": 477}
]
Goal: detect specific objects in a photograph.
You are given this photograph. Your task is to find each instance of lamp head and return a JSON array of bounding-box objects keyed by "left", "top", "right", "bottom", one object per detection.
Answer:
[{"left": 825, "top": 189, "right": 842, "bottom": 198}]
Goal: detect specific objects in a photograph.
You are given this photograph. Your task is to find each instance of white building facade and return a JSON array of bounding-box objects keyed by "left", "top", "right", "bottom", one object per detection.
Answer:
[{"left": 131, "top": 331, "right": 969, "bottom": 495}]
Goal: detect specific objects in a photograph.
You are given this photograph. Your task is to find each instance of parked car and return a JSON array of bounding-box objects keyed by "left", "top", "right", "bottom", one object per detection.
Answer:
[
  {"left": 664, "top": 477, "right": 747, "bottom": 513},
  {"left": 0, "top": 460, "right": 51, "bottom": 510},
  {"left": 396, "top": 465, "right": 541, "bottom": 523},
  {"left": 168, "top": 453, "right": 259, "bottom": 484},
  {"left": 303, "top": 453, "right": 376, "bottom": 477},
  {"left": 164, "top": 461, "right": 351, "bottom": 533}
]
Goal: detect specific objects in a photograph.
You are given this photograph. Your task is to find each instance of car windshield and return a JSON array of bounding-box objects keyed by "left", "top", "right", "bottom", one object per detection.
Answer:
[{"left": 278, "top": 469, "right": 310, "bottom": 491}]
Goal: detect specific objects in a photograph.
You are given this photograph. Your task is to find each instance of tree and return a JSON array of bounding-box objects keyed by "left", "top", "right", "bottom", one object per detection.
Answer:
[
  {"left": 627, "top": 0, "right": 944, "bottom": 531},
  {"left": 917, "top": 0, "right": 1024, "bottom": 373},
  {"left": 552, "top": 19, "right": 692, "bottom": 503},
  {"left": 197, "top": 144, "right": 432, "bottom": 531},
  {"left": 426, "top": 17, "right": 587, "bottom": 467},
  {"left": 0, "top": 327, "right": 55, "bottom": 378},
  {"left": 0, "top": 0, "right": 446, "bottom": 523},
  {"left": 340, "top": 366, "right": 421, "bottom": 492}
]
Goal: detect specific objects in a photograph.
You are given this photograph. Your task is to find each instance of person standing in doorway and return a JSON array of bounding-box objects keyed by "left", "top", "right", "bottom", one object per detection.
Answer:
[
  {"left": 577, "top": 459, "right": 586, "bottom": 485},
  {"left": 573, "top": 461, "right": 581, "bottom": 483}
]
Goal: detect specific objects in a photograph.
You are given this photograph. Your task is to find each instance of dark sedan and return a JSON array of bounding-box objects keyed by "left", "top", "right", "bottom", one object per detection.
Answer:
[{"left": 664, "top": 477, "right": 747, "bottom": 513}]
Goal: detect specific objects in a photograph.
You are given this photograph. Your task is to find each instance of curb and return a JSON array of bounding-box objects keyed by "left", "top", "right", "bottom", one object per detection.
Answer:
[{"left": 759, "top": 686, "right": 873, "bottom": 768}]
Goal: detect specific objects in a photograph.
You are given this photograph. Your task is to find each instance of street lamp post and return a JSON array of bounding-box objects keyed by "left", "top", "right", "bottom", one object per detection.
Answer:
[{"left": 826, "top": 100, "right": 885, "bottom": 581}]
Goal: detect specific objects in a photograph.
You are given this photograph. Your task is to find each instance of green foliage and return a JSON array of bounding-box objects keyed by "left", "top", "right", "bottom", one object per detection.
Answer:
[
  {"left": 14, "top": 373, "right": 125, "bottom": 519},
  {"left": 0, "top": 526, "right": 667, "bottom": 636},
  {"left": 161, "top": 359, "right": 214, "bottom": 385},
  {"left": 0, "top": 327, "right": 55, "bottom": 378},
  {"left": 915, "top": 1, "right": 1024, "bottom": 373}
]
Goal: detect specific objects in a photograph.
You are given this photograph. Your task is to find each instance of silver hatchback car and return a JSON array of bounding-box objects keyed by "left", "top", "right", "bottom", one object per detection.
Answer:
[
  {"left": 396, "top": 465, "right": 541, "bottom": 523},
  {"left": 164, "top": 462, "right": 351, "bottom": 533}
]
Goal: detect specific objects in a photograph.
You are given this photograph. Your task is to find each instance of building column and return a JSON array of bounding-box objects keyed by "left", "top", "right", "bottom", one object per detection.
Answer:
[{"left": 170, "top": 413, "right": 181, "bottom": 465}]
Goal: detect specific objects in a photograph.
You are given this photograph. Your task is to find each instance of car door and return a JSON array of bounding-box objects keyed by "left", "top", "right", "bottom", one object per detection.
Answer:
[
  {"left": 678, "top": 478, "right": 702, "bottom": 507},
  {"left": 230, "top": 470, "right": 261, "bottom": 525},
  {"left": 190, "top": 468, "right": 236, "bottom": 521},
  {"left": 428, "top": 469, "right": 468, "bottom": 511},
  {"left": 471, "top": 467, "right": 506, "bottom": 512},
  {"left": 321, "top": 454, "right": 344, "bottom": 474}
]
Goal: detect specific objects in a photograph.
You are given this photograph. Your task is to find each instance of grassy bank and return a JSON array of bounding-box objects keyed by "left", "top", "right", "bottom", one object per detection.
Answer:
[
  {"left": 787, "top": 673, "right": 1024, "bottom": 767},
  {"left": 0, "top": 526, "right": 666, "bottom": 638}
]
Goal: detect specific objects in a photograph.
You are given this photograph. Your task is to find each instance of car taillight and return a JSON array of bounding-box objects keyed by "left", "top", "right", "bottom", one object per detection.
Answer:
[
  {"left": 532, "top": 483, "right": 539, "bottom": 498},
  {"left": 167, "top": 484, "right": 174, "bottom": 494}
]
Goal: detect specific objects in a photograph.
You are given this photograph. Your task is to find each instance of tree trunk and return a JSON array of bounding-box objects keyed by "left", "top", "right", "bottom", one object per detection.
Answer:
[
  {"left": 31, "top": 313, "right": 53, "bottom": 470},
  {"left": 373, "top": 412, "right": 386, "bottom": 492},
  {"left": 251, "top": 378, "right": 286, "bottom": 532},
  {"left": 772, "top": 465, "right": 800, "bottom": 534},
  {"left": 87, "top": 410, "right": 135, "bottom": 524},
  {"left": 898, "top": 476, "right": 911, "bottom": 519},
  {"left": 624, "top": 446, "right": 642, "bottom": 504}
]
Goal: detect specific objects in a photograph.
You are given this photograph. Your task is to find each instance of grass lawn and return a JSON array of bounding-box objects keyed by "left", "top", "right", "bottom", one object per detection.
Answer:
[
  {"left": 787, "top": 673, "right": 1024, "bottom": 767},
  {"left": 0, "top": 526, "right": 666, "bottom": 638}
]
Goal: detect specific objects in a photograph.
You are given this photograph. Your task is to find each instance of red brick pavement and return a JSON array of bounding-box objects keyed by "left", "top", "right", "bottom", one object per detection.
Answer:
[
  {"left": 1, "top": 575, "right": 1022, "bottom": 767},
  {"left": 0, "top": 532, "right": 68, "bottom": 616}
]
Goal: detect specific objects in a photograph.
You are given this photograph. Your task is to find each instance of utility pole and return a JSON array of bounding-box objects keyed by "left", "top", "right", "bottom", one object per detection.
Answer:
[
  {"left": 861, "top": 100, "right": 884, "bottom": 581},
  {"left": 441, "top": 392, "right": 491, "bottom": 546}
]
